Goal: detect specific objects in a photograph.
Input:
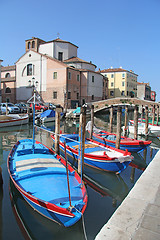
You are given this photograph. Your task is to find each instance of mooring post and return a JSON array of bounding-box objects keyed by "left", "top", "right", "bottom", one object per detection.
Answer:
[
  {"left": 124, "top": 105, "right": 128, "bottom": 137},
  {"left": 152, "top": 105, "right": 155, "bottom": 126},
  {"left": 130, "top": 167, "right": 135, "bottom": 183},
  {"left": 109, "top": 105, "right": 113, "bottom": 133},
  {"left": 90, "top": 105, "right": 94, "bottom": 139},
  {"left": 145, "top": 106, "right": 149, "bottom": 138},
  {"left": 115, "top": 106, "right": 122, "bottom": 149},
  {"left": 156, "top": 105, "right": 159, "bottom": 126},
  {"left": 134, "top": 105, "right": 138, "bottom": 140},
  {"left": 55, "top": 108, "right": 61, "bottom": 154},
  {"left": 78, "top": 106, "right": 86, "bottom": 176}
]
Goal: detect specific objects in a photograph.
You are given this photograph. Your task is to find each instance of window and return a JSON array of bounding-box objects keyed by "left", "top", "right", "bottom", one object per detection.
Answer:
[
  {"left": 77, "top": 74, "right": 80, "bottom": 81},
  {"left": 53, "top": 91, "right": 57, "bottom": 99},
  {"left": 122, "top": 81, "right": 125, "bottom": 87},
  {"left": 111, "top": 74, "right": 114, "bottom": 78},
  {"left": 92, "top": 95, "right": 94, "bottom": 100},
  {"left": 68, "top": 72, "right": 71, "bottom": 80},
  {"left": 27, "top": 64, "right": 33, "bottom": 76},
  {"left": 77, "top": 92, "right": 79, "bottom": 99},
  {"left": 121, "top": 91, "right": 125, "bottom": 96},
  {"left": 5, "top": 73, "right": 11, "bottom": 78},
  {"left": 110, "top": 90, "right": 114, "bottom": 96},
  {"left": 32, "top": 41, "right": 35, "bottom": 48},
  {"left": 122, "top": 73, "right": 125, "bottom": 78},
  {"left": 5, "top": 87, "right": 11, "bottom": 94},
  {"left": 111, "top": 82, "right": 114, "bottom": 87},
  {"left": 53, "top": 72, "right": 57, "bottom": 79},
  {"left": 92, "top": 76, "right": 94, "bottom": 82},
  {"left": 58, "top": 52, "right": 63, "bottom": 61},
  {"left": 68, "top": 92, "right": 71, "bottom": 99},
  {"left": 28, "top": 42, "right": 31, "bottom": 49}
]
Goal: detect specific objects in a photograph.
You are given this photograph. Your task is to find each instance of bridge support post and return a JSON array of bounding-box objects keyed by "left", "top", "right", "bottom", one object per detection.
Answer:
[
  {"left": 124, "top": 105, "right": 128, "bottom": 137},
  {"left": 90, "top": 105, "right": 94, "bottom": 139},
  {"left": 134, "top": 105, "right": 138, "bottom": 140},
  {"left": 115, "top": 106, "right": 122, "bottom": 149},
  {"left": 109, "top": 105, "right": 113, "bottom": 133},
  {"left": 152, "top": 105, "right": 155, "bottom": 125}
]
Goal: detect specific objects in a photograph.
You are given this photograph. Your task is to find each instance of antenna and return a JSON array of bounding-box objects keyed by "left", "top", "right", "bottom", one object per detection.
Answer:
[{"left": 57, "top": 32, "right": 60, "bottom": 39}]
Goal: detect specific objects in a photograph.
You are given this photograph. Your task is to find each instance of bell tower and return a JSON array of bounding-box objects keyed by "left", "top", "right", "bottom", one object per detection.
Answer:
[{"left": 25, "top": 37, "right": 46, "bottom": 52}]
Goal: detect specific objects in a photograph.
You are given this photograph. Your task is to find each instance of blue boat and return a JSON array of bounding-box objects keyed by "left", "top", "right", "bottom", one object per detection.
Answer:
[
  {"left": 8, "top": 139, "right": 87, "bottom": 227},
  {"left": 36, "top": 109, "right": 64, "bottom": 124},
  {"left": 51, "top": 133, "right": 133, "bottom": 174},
  {"left": 7, "top": 93, "right": 87, "bottom": 227}
]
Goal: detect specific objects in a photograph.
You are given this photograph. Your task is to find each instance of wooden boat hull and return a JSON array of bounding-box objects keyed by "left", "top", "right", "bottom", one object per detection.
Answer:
[
  {"left": 51, "top": 134, "right": 132, "bottom": 174},
  {"left": 8, "top": 139, "right": 87, "bottom": 227},
  {"left": 0, "top": 114, "right": 29, "bottom": 127}
]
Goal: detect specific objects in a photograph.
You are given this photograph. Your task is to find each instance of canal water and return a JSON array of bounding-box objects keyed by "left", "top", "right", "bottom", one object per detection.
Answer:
[{"left": 0, "top": 113, "right": 160, "bottom": 240}]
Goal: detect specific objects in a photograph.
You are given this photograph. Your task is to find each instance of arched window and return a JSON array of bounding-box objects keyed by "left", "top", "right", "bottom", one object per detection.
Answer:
[
  {"left": 5, "top": 87, "right": 11, "bottom": 94},
  {"left": 32, "top": 41, "right": 35, "bottom": 48},
  {"left": 27, "top": 64, "right": 33, "bottom": 76},
  {"left": 5, "top": 73, "right": 11, "bottom": 78},
  {"left": 28, "top": 42, "right": 31, "bottom": 49}
]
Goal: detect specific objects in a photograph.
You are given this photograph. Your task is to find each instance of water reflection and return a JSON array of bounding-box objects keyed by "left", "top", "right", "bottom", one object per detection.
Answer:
[
  {"left": 0, "top": 113, "right": 159, "bottom": 240},
  {"left": 9, "top": 180, "right": 86, "bottom": 240}
]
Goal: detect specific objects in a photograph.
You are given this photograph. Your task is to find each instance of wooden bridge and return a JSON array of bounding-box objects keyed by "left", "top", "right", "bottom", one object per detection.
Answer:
[{"left": 90, "top": 97, "right": 160, "bottom": 113}]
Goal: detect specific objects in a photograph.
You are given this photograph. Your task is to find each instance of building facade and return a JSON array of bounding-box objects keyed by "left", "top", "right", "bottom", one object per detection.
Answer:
[
  {"left": 137, "top": 82, "right": 151, "bottom": 100},
  {"left": 98, "top": 67, "right": 138, "bottom": 98},
  {"left": 3, "top": 37, "right": 107, "bottom": 108},
  {"left": 1, "top": 65, "right": 16, "bottom": 103},
  {"left": 151, "top": 91, "right": 156, "bottom": 101}
]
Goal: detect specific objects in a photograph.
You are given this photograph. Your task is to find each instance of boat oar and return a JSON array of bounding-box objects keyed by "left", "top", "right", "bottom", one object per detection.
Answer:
[{"left": 64, "top": 141, "right": 72, "bottom": 209}]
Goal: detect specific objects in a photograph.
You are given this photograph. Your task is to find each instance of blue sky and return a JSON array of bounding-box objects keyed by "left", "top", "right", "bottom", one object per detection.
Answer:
[{"left": 1, "top": 0, "right": 160, "bottom": 100}]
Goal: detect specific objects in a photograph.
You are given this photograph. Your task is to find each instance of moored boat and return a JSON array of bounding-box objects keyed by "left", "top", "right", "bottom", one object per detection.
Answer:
[
  {"left": 7, "top": 139, "right": 87, "bottom": 227},
  {"left": 128, "top": 120, "right": 160, "bottom": 136},
  {"left": 0, "top": 114, "right": 29, "bottom": 127},
  {"left": 35, "top": 109, "right": 64, "bottom": 124},
  {"left": 51, "top": 133, "right": 133, "bottom": 174},
  {"left": 86, "top": 121, "right": 151, "bottom": 152}
]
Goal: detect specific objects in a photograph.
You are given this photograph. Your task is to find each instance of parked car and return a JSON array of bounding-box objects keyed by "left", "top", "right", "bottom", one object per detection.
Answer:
[
  {"left": 29, "top": 103, "right": 48, "bottom": 112},
  {"left": 15, "top": 103, "right": 28, "bottom": 113},
  {"left": 0, "top": 103, "right": 20, "bottom": 114}
]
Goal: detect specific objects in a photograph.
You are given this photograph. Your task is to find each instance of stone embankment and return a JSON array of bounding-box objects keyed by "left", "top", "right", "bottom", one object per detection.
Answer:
[{"left": 95, "top": 150, "right": 160, "bottom": 240}]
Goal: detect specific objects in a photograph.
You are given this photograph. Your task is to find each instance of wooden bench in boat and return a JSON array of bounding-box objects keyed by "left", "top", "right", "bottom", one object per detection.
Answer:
[{"left": 16, "top": 158, "right": 65, "bottom": 172}]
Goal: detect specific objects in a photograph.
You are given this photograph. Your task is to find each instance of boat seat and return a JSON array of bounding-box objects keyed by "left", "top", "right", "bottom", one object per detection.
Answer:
[
  {"left": 14, "top": 167, "right": 74, "bottom": 181},
  {"left": 17, "top": 148, "right": 49, "bottom": 156},
  {"left": 16, "top": 158, "right": 65, "bottom": 172}
]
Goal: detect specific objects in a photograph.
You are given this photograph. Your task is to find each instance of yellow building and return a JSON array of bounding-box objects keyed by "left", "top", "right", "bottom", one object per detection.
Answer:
[{"left": 99, "top": 67, "right": 138, "bottom": 98}]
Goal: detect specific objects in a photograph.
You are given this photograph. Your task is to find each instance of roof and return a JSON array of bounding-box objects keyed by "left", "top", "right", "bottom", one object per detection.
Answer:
[
  {"left": 137, "top": 82, "right": 150, "bottom": 86},
  {"left": 1, "top": 65, "right": 16, "bottom": 71},
  {"left": 98, "top": 68, "right": 138, "bottom": 76},
  {"left": 64, "top": 57, "right": 97, "bottom": 68},
  {"left": 46, "top": 38, "right": 78, "bottom": 48},
  {"left": 16, "top": 50, "right": 67, "bottom": 68}
]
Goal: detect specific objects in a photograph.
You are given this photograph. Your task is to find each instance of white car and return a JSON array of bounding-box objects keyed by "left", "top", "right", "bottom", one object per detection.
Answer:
[{"left": 0, "top": 103, "right": 20, "bottom": 114}]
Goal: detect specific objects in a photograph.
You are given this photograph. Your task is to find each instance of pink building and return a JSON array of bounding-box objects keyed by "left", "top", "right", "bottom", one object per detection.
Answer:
[
  {"left": 151, "top": 91, "right": 156, "bottom": 101},
  {"left": 1, "top": 37, "right": 108, "bottom": 108},
  {"left": 1, "top": 65, "right": 16, "bottom": 103}
]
